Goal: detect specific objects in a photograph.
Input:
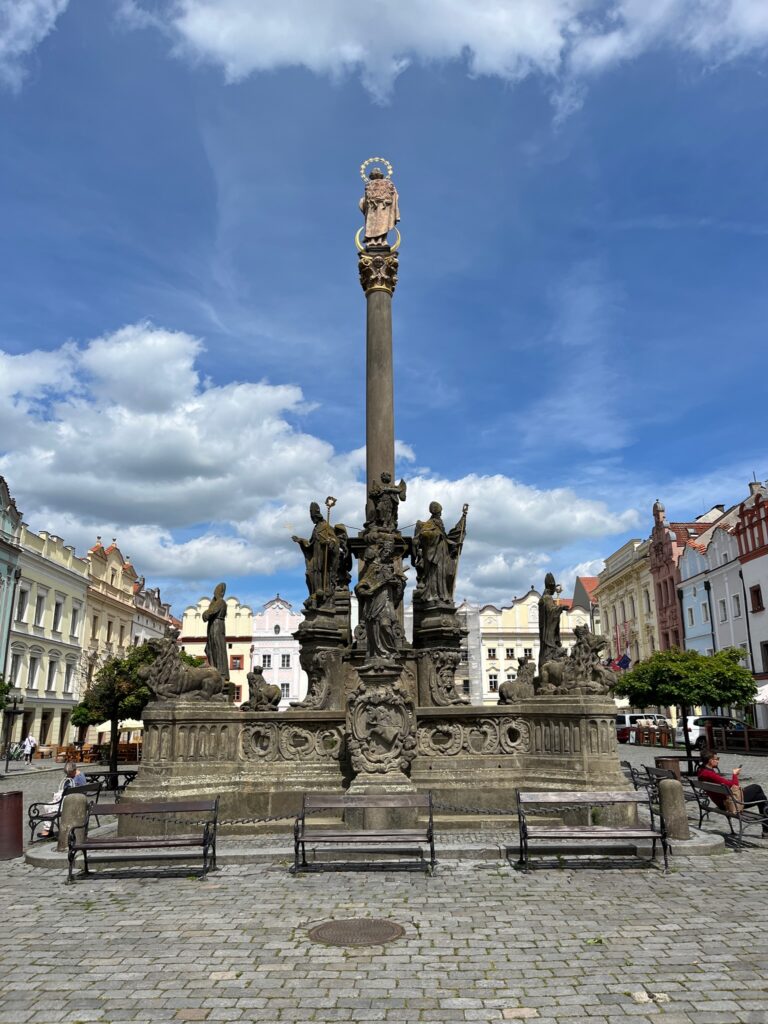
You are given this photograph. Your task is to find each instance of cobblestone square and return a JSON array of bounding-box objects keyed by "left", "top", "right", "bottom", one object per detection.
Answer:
[{"left": 1, "top": 748, "right": 767, "bottom": 1024}]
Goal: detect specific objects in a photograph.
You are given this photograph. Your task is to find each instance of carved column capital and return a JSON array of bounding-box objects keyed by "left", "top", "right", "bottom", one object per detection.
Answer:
[{"left": 358, "top": 249, "right": 398, "bottom": 295}]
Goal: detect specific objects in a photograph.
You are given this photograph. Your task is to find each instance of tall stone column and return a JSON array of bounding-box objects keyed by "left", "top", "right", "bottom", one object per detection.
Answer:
[{"left": 359, "top": 248, "right": 399, "bottom": 494}]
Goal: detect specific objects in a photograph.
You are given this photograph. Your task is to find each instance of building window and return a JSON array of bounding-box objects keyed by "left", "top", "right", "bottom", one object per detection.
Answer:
[
  {"left": 9, "top": 653, "right": 21, "bottom": 685},
  {"left": 718, "top": 599, "right": 728, "bottom": 623},
  {"left": 687, "top": 607, "right": 694, "bottom": 627},
  {"left": 488, "top": 673, "right": 498, "bottom": 692},
  {"left": 460, "top": 650, "right": 468, "bottom": 663},
  {"left": 524, "top": 647, "right": 533, "bottom": 659},
  {"left": 505, "top": 648, "right": 514, "bottom": 660},
  {"left": 91, "top": 615, "right": 99, "bottom": 639},
  {"left": 629, "top": 597, "right": 636, "bottom": 619},
  {"left": 119, "top": 625, "right": 125, "bottom": 647},
  {"left": 70, "top": 606, "right": 80, "bottom": 637},
  {"left": 46, "top": 660, "right": 58, "bottom": 691},
  {"left": 34, "top": 592, "right": 46, "bottom": 626},
  {"left": 16, "top": 588, "right": 29, "bottom": 622},
  {"left": 487, "top": 647, "right": 496, "bottom": 659},
  {"left": 644, "top": 590, "right": 651, "bottom": 613},
  {"left": 274, "top": 625, "right": 281, "bottom": 635},
  {"left": 106, "top": 620, "right": 113, "bottom": 642},
  {"left": 27, "top": 656, "right": 40, "bottom": 690},
  {"left": 230, "top": 655, "right": 243, "bottom": 671},
  {"left": 232, "top": 686, "right": 242, "bottom": 702},
  {"left": 52, "top": 600, "right": 63, "bottom": 633},
  {"left": 750, "top": 585, "right": 764, "bottom": 613},
  {"left": 262, "top": 654, "right": 272, "bottom": 668},
  {"left": 281, "top": 684, "right": 290, "bottom": 700},
  {"left": 63, "top": 663, "right": 75, "bottom": 694},
  {"left": 462, "top": 680, "right": 470, "bottom": 695},
  {"left": 701, "top": 603, "right": 709, "bottom": 623},
  {"left": 281, "top": 654, "right": 291, "bottom": 669},
  {"left": 731, "top": 594, "right": 741, "bottom": 618}
]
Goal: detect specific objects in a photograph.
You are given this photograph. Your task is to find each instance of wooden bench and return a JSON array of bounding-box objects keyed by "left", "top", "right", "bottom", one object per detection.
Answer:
[
  {"left": 67, "top": 798, "right": 219, "bottom": 883},
  {"left": 28, "top": 782, "right": 103, "bottom": 843},
  {"left": 516, "top": 789, "right": 669, "bottom": 872},
  {"left": 688, "top": 779, "right": 768, "bottom": 848},
  {"left": 293, "top": 792, "right": 436, "bottom": 873}
]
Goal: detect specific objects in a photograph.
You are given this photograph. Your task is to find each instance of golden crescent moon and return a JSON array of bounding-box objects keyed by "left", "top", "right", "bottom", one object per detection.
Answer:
[
  {"left": 355, "top": 226, "right": 401, "bottom": 251},
  {"left": 359, "top": 156, "right": 394, "bottom": 182}
]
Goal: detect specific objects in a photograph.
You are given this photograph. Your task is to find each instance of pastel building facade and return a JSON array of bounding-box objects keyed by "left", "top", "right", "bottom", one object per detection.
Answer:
[
  {"left": 595, "top": 540, "right": 657, "bottom": 664},
  {"left": 132, "top": 577, "right": 173, "bottom": 646},
  {"left": 477, "top": 590, "right": 589, "bottom": 704},
  {"left": 181, "top": 596, "right": 253, "bottom": 705},
  {"left": 0, "top": 477, "right": 22, "bottom": 677},
  {"left": 251, "top": 595, "right": 307, "bottom": 708},
  {"left": 83, "top": 539, "right": 139, "bottom": 690},
  {"left": 734, "top": 486, "right": 768, "bottom": 692},
  {"left": 6, "top": 525, "right": 89, "bottom": 747}
]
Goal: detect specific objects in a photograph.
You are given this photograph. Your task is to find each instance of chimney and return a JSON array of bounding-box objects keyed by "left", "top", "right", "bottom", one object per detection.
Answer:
[{"left": 749, "top": 481, "right": 762, "bottom": 496}]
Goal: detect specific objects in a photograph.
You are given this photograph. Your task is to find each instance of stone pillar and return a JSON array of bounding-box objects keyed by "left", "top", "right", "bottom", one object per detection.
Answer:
[
  {"left": 658, "top": 778, "right": 691, "bottom": 840},
  {"left": 57, "top": 791, "right": 88, "bottom": 852},
  {"left": 358, "top": 247, "right": 399, "bottom": 495}
]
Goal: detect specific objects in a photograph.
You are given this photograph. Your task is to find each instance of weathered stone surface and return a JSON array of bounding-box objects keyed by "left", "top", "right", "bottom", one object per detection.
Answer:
[
  {"left": 659, "top": 777, "right": 691, "bottom": 840},
  {"left": 202, "top": 582, "right": 230, "bottom": 681}
]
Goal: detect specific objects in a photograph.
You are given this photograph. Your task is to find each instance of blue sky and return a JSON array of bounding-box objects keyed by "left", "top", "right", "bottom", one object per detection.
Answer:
[{"left": 1, "top": 0, "right": 767, "bottom": 616}]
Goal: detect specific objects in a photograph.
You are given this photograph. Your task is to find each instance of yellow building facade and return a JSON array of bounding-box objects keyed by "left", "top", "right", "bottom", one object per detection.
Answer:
[
  {"left": 82, "top": 539, "right": 140, "bottom": 690},
  {"left": 595, "top": 538, "right": 658, "bottom": 666},
  {"left": 181, "top": 596, "right": 253, "bottom": 704},
  {"left": 478, "top": 589, "right": 590, "bottom": 704},
  {"left": 7, "top": 526, "right": 89, "bottom": 747}
]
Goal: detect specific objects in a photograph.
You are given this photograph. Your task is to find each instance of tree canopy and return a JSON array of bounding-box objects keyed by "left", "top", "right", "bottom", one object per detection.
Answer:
[{"left": 613, "top": 646, "right": 757, "bottom": 712}]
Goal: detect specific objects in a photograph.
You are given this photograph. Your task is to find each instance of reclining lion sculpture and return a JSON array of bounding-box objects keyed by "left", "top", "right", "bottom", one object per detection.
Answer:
[{"left": 140, "top": 630, "right": 229, "bottom": 703}]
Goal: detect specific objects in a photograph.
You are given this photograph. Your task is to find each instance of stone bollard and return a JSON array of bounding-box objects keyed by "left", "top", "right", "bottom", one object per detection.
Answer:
[
  {"left": 57, "top": 792, "right": 88, "bottom": 852},
  {"left": 658, "top": 778, "right": 690, "bottom": 840}
]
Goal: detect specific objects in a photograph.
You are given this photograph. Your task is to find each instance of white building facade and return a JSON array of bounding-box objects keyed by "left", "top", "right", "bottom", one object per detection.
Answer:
[{"left": 251, "top": 596, "right": 307, "bottom": 709}]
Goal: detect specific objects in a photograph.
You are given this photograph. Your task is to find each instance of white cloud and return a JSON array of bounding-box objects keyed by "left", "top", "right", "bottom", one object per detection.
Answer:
[
  {"left": 122, "top": 0, "right": 768, "bottom": 102},
  {"left": 0, "top": 0, "right": 69, "bottom": 89},
  {"left": 0, "top": 321, "right": 638, "bottom": 607}
]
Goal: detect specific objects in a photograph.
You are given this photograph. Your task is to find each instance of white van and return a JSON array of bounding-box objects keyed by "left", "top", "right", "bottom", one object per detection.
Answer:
[{"left": 616, "top": 713, "right": 671, "bottom": 743}]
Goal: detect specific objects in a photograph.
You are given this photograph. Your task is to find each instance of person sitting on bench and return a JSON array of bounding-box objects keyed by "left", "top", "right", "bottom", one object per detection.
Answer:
[
  {"left": 38, "top": 761, "right": 86, "bottom": 838},
  {"left": 697, "top": 749, "right": 768, "bottom": 835}
]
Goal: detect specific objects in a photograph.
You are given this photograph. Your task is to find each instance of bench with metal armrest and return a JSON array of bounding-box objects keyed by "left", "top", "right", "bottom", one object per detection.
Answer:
[
  {"left": 516, "top": 789, "right": 669, "bottom": 872},
  {"left": 66, "top": 797, "right": 219, "bottom": 883},
  {"left": 687, "top": 779, "right": 768, "bottom": 847},
  {"left": 28, "top": 782, "right": 102, "bottom": 842},
  {"left": 293, "top": 791, "right": 436, "bottom": 873}
]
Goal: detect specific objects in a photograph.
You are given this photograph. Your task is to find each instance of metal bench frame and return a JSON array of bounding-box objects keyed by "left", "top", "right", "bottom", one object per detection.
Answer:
[
  {"left": 28, "top": 782, "right": 103, "bottom": 843},
  {"left": 67, "top": 797, "right": 219, "bottom": 883},
  {"left": 293, "top": 791, "right": 436, "bottom": 873},
  {"left": 688, "top": 779, "right": 768, "bottom": 848},
  {"left": 516, "top": 789, "right": 669, "bottom": 872}
]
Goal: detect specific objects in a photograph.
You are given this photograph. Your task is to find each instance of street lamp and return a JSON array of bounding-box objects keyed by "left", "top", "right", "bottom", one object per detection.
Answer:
[{"left": 2, "top": 690, "right": 25, "bottom": 775}]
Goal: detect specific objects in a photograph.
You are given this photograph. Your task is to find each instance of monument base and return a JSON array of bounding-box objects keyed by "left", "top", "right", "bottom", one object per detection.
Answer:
[{"left": 127, "top": 695, "right": 627, "bottom": 833}]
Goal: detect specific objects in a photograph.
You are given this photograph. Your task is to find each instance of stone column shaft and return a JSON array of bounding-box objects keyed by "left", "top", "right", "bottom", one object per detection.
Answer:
[{"left": 365, "top": 288, "right": 395, "bottom": 492}]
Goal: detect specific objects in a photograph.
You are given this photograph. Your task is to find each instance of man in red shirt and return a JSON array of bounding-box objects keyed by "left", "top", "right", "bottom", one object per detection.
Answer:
[{"left": 697, "top": 751, "right": 768, "bottom": 834}]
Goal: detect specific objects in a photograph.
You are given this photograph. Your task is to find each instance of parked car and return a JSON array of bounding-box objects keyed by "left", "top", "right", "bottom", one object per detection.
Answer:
[
  {"left": 615, "top": 713, "right": 671, "bottom": 743},
  {"left": 675, "top": 715, "right": 748, "bottom": 749}
]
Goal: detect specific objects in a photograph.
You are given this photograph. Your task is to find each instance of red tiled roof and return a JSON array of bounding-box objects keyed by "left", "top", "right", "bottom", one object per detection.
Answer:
[
  {"left": 578, "top": 576, "right": 600, "bottom": 601},
  {"left": 670, "top": 522, "right": 710, "bottom": 545},
  {"left": 557, "top": 598, "right": 573, "bottom": 609}
]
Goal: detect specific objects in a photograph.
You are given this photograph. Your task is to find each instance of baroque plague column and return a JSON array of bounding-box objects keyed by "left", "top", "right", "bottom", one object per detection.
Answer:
[{"left": 133, "top": 158, "right": 626, "bottom": 826}]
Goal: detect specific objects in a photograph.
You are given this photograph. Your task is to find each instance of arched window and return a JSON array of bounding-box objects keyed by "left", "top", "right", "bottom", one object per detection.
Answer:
[{"left": 274, "top": 625, "right": 281, "bottom": 635}]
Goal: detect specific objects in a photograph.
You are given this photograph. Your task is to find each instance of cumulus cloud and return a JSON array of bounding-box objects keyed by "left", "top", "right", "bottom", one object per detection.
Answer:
[
  {"left": 0, "top": 321, "right": 638, "bottom": 608},
  {"left": 119, "top": 0, "right": 768, "bottom": 101},
  {"left": 0, "top": 0, "right": 69, "bottom": 89}
]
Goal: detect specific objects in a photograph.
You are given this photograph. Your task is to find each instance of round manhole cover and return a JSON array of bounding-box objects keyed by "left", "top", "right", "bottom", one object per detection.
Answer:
[{"left": 308, "top": 918, "right": 405, "bottom": 947}]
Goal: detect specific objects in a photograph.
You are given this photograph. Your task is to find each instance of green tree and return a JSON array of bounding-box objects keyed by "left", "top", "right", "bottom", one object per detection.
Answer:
[
  {"left": 71, "top": 644, "right": 157, "bottom": 779},
  {"left": 613, "top": 647, "right": 757, "bottom": 765}
]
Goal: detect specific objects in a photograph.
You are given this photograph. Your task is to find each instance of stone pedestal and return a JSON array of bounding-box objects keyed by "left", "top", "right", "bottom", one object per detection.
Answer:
[
  {"left": 292, "top": 605, "right": 348, "bottom": 711},
  {"left": 57, "top": 792, "right": 87, "bottom": 852},
  {"left": 412, "top": 599, "right": 468, "bottom": 707},
  {"left": 344, "top": 771, "right": 418, "bottom": 830}
]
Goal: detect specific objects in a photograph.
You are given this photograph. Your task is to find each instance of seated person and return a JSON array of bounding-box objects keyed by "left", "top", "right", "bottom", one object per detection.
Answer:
[
  {"left": 697, "top": 749, "right": 768, "bottom": 835},
  {"left": 37, "top": 761, "right": 87, "bottom": 838}
]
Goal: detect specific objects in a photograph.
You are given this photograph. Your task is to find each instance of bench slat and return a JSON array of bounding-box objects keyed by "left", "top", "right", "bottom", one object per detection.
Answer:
[
  {"left": 76, "top": 837, "right": 205, "bottom": 850},
  {"left": 518, "top": 791, "right": 645, "bottom": 804},
  {"left": 303, "top": 794, "right": 430, "bottom": 809},
  {"left": 95, "top": 801, "right": 217, "bottom": 816}
]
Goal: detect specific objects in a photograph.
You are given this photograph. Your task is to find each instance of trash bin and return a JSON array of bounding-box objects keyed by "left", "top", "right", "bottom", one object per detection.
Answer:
[
  {"left": 0, "top": 791, "right": 23, "bottom": 859},
  {"left": 655, "top": 757, "right": 681, "bottom": 781}
]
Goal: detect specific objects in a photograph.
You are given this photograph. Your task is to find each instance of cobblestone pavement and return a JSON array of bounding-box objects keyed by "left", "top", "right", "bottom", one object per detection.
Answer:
[{"left": 2, "top": 844, "right": 768, "bottom": 1024}]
